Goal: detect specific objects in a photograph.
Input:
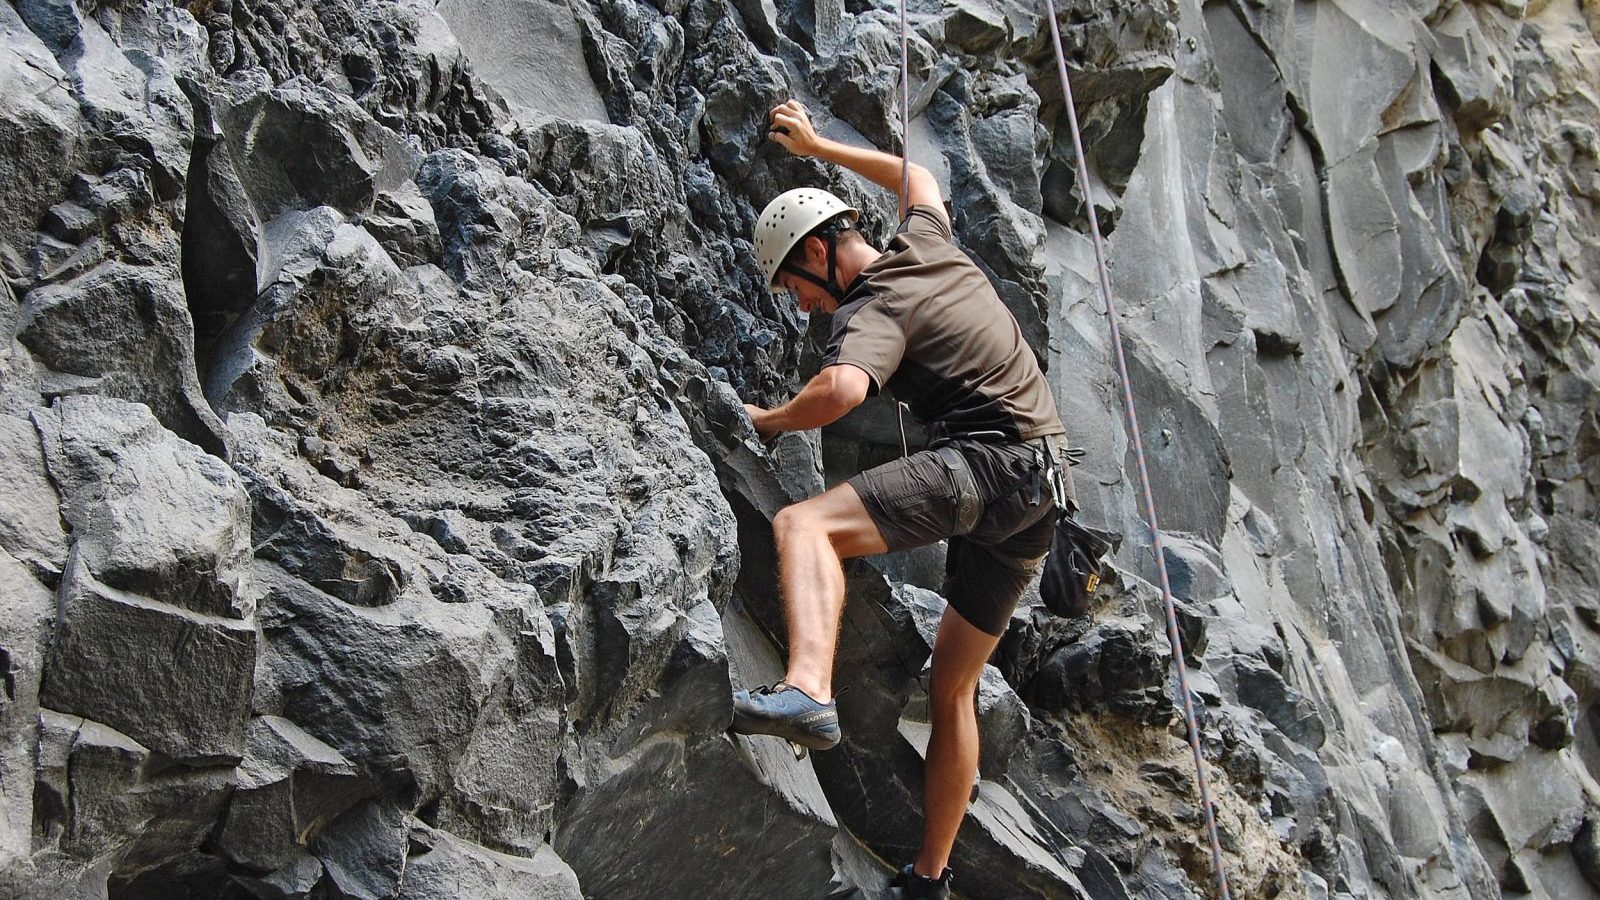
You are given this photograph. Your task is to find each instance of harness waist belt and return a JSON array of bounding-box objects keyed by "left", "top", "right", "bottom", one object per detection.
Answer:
[{"left": 932, "top": 433, "right": 1076, "bottom": 533}]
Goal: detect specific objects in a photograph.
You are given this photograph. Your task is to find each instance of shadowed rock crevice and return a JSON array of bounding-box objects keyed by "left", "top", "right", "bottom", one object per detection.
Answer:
[{"left": 179, "top": 88, "right": 258, "bottom": 384}]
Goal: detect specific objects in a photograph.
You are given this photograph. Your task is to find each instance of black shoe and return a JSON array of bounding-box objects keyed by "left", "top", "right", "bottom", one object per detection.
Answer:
[
  {"left": 891, "top": 864, "right": 952, "bottom": 899},
  {"left": 730, "top": 682, "right": 841, "bottom": 751}
]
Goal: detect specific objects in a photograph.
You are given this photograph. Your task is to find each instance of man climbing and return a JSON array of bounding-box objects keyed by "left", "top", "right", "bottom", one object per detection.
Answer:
[{"left": 733, "top": 100, "right": 1072, "bottom": 899}]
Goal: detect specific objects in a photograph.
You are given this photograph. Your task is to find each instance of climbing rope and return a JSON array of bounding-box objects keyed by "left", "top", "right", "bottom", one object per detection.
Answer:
[
  {"left": 892, "top": 0, "right": 913, "bottom": 454},
  {"left": 897, "top": 0, "right": 911, "bottom": 219},
  {"left": 1038, "top": 3, "right": 1235, "bottom": 898}
]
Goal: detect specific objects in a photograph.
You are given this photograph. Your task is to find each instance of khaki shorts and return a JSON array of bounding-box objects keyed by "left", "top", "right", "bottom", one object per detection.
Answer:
[{"left": 848, "top": 438, "right": 1062, "bottom": 636}]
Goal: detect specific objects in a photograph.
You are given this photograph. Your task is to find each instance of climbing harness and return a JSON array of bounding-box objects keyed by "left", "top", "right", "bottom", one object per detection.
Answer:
[{"left": 1038, "top": 2, "right": 1234, "bottom": 896}]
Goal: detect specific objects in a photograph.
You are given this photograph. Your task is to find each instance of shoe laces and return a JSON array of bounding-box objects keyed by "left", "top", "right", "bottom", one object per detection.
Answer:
[{"left": 751, "top": 683, "right": 847, "bottom": 702}]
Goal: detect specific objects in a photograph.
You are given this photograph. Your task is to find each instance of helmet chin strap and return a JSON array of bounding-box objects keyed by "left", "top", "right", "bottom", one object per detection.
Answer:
[{"left": 781, "top": 233, "right": 846, "bottom": 302}]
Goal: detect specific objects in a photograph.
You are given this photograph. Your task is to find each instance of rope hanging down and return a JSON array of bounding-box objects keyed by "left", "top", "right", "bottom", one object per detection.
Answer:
[
  {"left": 897, "top": 0, "right": 911, "bottom": 219},
  {"left": 1038, "top": 3, "right": 1235, "bottom": 897}
]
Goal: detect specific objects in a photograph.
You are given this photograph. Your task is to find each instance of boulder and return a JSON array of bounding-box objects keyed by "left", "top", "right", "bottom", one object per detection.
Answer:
[
  {"left": 1027, "top": 615, "right": 1172, "bottom": 723},
  {"left": 809, "top": 14, "right": 928, "bottom": 153},
  {"left": 39, "top": 557, "right": 256, "bottom": 766},
  {"left": 34, "top": 709, "right": 233, "bottom": 886},
  {"left": 211, "top": 77, "right": 416, "bottom": 223},
  {"left": 248, "top": 472, "right": 411, "bottom": 609},
  {"left": 556, "top": 733, "right": 840, "bottom": 899},
  {"left": 1202, "top": 1, "right": 1291, "bottom": 167},
  {"left": 1574, "top": 816, "right": 1600, "bottom": 893},
  {"left": 1124, "top": 343, "right": 1232, "bottom": 546},
  {"left": 33, "top": 710, "right": 149, "bottom": 864},
  {"left": 32, "top": 396, "right": 250, "bottom": 618},
  {"left": 18, "top": 0, "right": 191, "bottom": 198},
  {"left": 215, "top": 716, "right": 370, "bottom": 872},
  {"left": 1225, "top": 656, "right": 1326, "bottom": 750},
  {"left": 926, "top": 79, "right": 1050, "bottom": 360},
  {"left": 1160, "top": 534, "right": 1232, "bottom": 604},
  {"left": 312, "top": 799, "right": 409, "bottom": 900},
  {"left": 400, "top": 828, "right": 584, "bottom": 900},
  {"left": 365, "top": 182, "right": 445, "bottom": 268},
  {"left": 550, "top": 602, "right": 835, "bottom": 898},
  {"left": 942, "top": 0, "right": 1010, "bottom": 55},
  {"left": 185, "top": 75, "right": 418, "bottom": 378},
  {"left": 415, "top": 148, "right": 576, "bottom": 288},
  {"left": 0, "top": 414, "right": 68, "bottom": 574},
  {"left": 1428, "top": 3, "right": 1513, "bottom": 132},
  {"left": 1460, "top": 750, "right": 1589, "bottom": 893},
  {"left": 20, "top": 262, "right": 226, "bottom": 457},
  {"left": 254, "top": 558, "right": 564, "bottom": 845},
  {"left": 232, "top": 849, "right": 325, "bottom": 900}
]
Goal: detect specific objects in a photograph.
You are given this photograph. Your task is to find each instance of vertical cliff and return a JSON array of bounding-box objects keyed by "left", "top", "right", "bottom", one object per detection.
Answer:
[{"left": 0, "top": 1, "right": 1596, "bottom": 898}]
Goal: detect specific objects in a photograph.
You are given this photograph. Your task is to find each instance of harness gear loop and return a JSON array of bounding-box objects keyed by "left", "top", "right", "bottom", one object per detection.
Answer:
[
  {"left": 1035, "top": 433, "right": 1073, "bottom": 517},
  {"left": 1041, "top": 1, "right": 1233, "bottom": 896}
]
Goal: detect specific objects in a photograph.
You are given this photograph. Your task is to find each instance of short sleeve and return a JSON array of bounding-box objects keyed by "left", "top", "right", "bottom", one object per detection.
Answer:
[
  {"left": 896, "top": 204, "right": 952, "bottom": 243},
  {"left": 820, "top": 296, "right": 905, "bottom": 395}
]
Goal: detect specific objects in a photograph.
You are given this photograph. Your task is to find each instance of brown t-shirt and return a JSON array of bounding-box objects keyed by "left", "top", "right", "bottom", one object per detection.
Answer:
[{"left": 821, "top": 206, "right": 1065, "bottom": 441}]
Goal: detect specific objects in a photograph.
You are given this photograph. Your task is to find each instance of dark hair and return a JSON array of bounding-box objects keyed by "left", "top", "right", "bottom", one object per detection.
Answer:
[{"left": 781, "top": 214, "right": 859, "bottom": 270}]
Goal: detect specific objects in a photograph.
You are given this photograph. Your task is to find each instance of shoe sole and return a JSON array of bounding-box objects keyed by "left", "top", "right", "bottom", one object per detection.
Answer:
[{"left": 730, "top": 715, "right": 840, "bottom": 750}]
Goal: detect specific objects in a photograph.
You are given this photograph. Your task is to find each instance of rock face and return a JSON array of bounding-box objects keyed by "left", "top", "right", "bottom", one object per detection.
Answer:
[{"left": 0, "top": 0, "right": 1596, "bottom": 898}]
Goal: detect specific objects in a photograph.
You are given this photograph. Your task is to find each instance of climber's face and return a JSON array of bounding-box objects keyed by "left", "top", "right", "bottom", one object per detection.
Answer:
[
  {"left": 776, "top": 271, "right": 837, "bottom": 315},
  {"left": 775, "top": 236, "right": 839, "bottom": 315}
]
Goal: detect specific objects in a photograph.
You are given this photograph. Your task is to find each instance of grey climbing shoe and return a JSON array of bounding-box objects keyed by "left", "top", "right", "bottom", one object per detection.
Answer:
[
  {"left": 730, "top": 682, "right": 840, "bottom": 754},
  {"left": 891, "top": 864, "right": 953, "bottom": 900}
]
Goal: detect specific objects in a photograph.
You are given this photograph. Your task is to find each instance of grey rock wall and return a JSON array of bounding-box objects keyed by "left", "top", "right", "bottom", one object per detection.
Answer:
[{"left": 0, "top": 0, "right": 1596, "bottom": 898}]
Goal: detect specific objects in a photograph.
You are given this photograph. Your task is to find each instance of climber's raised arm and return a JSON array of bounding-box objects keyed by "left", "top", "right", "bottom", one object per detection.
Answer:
[{"left": 767, "top": 100, "right": 946, "bottom": 225}]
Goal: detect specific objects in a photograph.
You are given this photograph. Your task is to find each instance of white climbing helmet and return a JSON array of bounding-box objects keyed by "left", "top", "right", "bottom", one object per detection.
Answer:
[{"left": 754, "top": 188, "right": 859, "bottom": 287}]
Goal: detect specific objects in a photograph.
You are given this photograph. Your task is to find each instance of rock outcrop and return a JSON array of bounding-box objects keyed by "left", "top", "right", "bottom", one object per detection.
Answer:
[{"left": 0, "top": 0, "right": 1596, "bottom": 898}]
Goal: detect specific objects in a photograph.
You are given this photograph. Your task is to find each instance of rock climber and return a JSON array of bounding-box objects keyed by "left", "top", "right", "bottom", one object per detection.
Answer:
[{"left": 732, "top": 99, "right": 1073, "bottom": 899}]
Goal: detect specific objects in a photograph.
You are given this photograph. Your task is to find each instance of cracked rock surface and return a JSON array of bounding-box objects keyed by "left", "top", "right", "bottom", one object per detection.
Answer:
[{"left": 0, "top": 0, "right": 1597, "bottom": 898}]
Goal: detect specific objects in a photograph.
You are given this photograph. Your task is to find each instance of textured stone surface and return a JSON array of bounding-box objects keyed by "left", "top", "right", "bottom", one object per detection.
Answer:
[
  {"left": 0, "top": 5, "right": 79, "bottom": 259},
  {"left": 32, "top": 708, "right": 235, "bottom": 892},
  {"left": 214, "top": 716, "right": 368, "bottom": 873},
  {"left": 437, "top": 0, "right": 608, "bottom": 123},
  {"left": 0, "top": 415, "right": 67, "bottom": 575},
  {"left": 400, "top": 827, "right": 585, "bottom": 900},
  {"left": 32, "top": 396, "right": 250, "bottom": 618},
  {"left": 0, "top": 549, "right": 51, "bottom": 870},
  {"left": 40, "top": 556, "right": 256, "bottom": 765},
  {"left": 20, "top": 261, "right": 225, "bottom": 456},
  {"left": 0, "top": 0, "right": 1596, "bottom": 897}
]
